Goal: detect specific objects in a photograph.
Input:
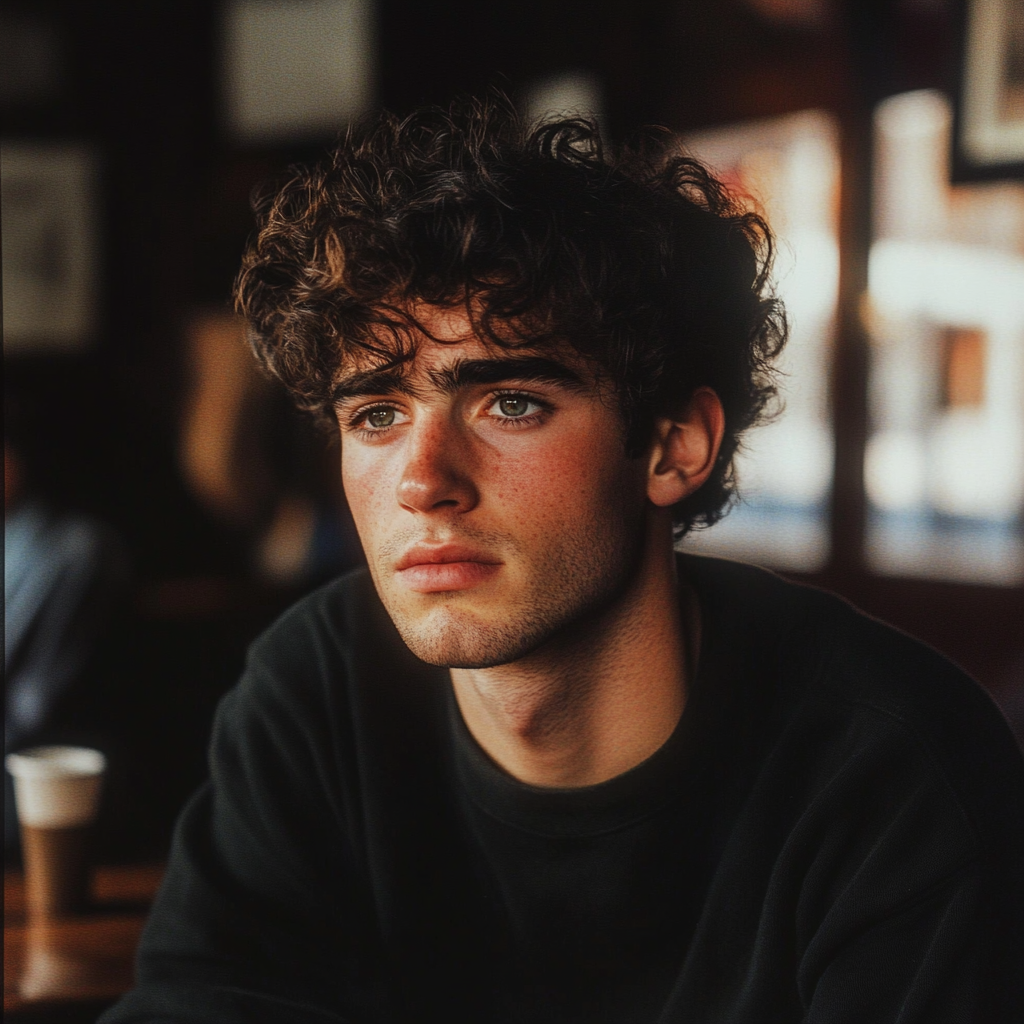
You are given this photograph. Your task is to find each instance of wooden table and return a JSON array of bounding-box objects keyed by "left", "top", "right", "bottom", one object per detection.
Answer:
[{"left": 4, "top": 863, "right": 163, "bottom": 1022}]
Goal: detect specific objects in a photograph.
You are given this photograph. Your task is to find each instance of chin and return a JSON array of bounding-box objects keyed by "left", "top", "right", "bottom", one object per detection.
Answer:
[
  {"left": 386, "top": 577, "right": 627, "bottom": 669},
  {"left": 393, "top": 609, "right": 543, "bottom": 669}
]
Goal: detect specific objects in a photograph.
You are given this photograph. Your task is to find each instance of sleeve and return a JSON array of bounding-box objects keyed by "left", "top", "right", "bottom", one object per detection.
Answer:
[
  {"left": 5, "top": 519, "right": 126, "bottom": 750},
  {"left": 100, "top": 649, "right": 383, "bottom": 1024},
  {"left": 782, "top": 601, "right": 1024, "bottom": 1023},
  {"left": 801, "top": 858, "right": 993, "bottom": 1022}
]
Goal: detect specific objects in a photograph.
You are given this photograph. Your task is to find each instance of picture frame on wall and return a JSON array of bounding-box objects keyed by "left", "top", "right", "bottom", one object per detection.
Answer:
[
  {"left": 953, "top": 0, "right": 1024, "bottom": 181},
  {"left": 0, "top": 142, "right": 100, "bottom": 354}
]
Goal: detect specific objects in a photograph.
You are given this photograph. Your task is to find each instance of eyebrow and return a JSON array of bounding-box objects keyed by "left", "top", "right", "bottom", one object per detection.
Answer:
[{"left": 331, "top": 356, "right": 589, "bottom": 405}]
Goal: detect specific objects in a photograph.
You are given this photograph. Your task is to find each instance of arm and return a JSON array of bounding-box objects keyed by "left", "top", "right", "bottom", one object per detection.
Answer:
[
  {"left": 5, "top": 517, "right": 126, "bottom": 750},
  {"left": 802, "top": 859, "right": 998, "bottom": 1022},
  {"left": 101, "top": 655, "right": 383, "bottom": 1024},
  {"left": 795, "top": 729, "right": 1024, "bottom": 1022}
]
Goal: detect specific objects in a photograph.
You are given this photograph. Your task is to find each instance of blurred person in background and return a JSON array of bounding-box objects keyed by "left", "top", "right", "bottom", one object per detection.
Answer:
[
  {"left": 4, "top": 395, "right": 128, "bottom": 859},
  {"left": 177, "top": 306, "right": 362, "bottom": 590},
  {"left": 103, "top": 99, "right": 1024, "bottom": 1023}
]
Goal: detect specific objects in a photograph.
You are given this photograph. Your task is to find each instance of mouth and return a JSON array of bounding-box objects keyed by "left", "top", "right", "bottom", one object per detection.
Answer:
[{"left": 394, "top": 544, "right": 503, "bottom": 593}]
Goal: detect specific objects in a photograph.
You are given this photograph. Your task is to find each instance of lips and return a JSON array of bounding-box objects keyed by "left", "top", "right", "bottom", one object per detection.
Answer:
[{"left": 395, "top": 544, "right": 502, "bottom": 593}]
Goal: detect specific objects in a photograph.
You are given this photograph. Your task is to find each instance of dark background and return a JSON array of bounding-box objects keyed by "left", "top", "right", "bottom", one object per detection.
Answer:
[{"left": 4, "top": 0, "right": 1022, "bottom": 860}]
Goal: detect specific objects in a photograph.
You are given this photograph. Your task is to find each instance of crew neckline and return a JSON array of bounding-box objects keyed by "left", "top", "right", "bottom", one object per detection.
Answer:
[{"left": 447, "top": 558, "right": 721, "bottom": 838}]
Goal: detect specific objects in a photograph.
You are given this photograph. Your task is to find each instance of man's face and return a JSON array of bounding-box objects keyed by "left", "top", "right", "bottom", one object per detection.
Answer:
[{"left": 336, "top": 307, "right": 652, "bottom": 669}]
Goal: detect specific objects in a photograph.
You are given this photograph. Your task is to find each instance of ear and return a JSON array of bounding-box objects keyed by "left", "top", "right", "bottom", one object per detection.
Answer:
[{"left": 647, "top": 388, "right": 725, "bottom": 508}]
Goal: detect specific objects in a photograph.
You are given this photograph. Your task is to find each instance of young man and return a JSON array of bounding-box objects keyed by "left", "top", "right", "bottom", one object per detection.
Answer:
[{"left": 105, "top": 101, "right": 1024, "bottom": 1023}]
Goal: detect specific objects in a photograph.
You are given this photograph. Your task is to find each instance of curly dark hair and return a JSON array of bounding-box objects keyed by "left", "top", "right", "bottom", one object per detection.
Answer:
[{"left": 234, "top": 96, "right": 786, "bottom": 534}]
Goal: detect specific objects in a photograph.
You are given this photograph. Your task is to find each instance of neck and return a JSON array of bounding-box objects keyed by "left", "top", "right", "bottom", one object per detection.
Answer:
[{"left": 450, "top": 511, "right": 697, "bottom": 788}]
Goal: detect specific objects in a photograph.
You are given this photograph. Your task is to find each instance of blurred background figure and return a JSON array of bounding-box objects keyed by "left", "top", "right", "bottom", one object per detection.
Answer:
[
  {"left": 178, "top": 308, "right": 361, "bottom": 590},
  {"left": 4, "top": 401, "right": 128, "bottom": 859}
]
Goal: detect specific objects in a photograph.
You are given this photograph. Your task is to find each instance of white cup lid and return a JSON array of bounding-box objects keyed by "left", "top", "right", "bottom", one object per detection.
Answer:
[
  {"left": 6, "top": 746, "right": 106, "bottom": 779},
  {"left": 6, "top": 747, "right": 106, "bottom": 828}
]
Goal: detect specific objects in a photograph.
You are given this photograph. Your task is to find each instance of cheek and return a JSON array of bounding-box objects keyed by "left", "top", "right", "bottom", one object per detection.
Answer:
[
  {"left": 498, "top": 441, "right": 579, "bottom": 509},
  {"left": 493, "top": 430, "right": 634, "bottom": 539},
  {"left": 340, "top": 446, "right": 391, "bottom": 548}
]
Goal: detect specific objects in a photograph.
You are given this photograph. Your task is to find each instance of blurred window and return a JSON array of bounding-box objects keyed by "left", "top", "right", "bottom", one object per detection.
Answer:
[
  {"left": 865, "top": 90, "right": 1024, "bottom": 585},
  {"left": 677, "top": 110, "right": 841, "bottom": 571}
]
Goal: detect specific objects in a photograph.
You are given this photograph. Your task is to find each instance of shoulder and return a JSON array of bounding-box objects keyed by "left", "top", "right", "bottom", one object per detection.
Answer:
[
  {"left": 215, "top": 568, "right": 373, "bottom": 734},
  {"left": 682, "top": 554, "right": 1024, "bottom": 850},
  {"left": 681, "top": 552, "right": 1002, "bottom": 723},
  {"left": 218, "top": 565, "right": 446, "bottom": 760},
  {"left": 199, "top": 568, "right": 377, "bottom": 774},
  {"left": 208, "top": 569, "right": 378, "bottom": 777},
  {"left": 239, "top": 564, "right": 430, "bottom": 700},
  {"left": 245, "top": 565, "right": 377, "bottom": 672}
]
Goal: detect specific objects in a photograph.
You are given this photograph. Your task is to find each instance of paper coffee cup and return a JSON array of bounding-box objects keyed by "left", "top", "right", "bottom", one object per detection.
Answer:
[{"left": 6, "top": 746, "right": 106, "bottom": 919}]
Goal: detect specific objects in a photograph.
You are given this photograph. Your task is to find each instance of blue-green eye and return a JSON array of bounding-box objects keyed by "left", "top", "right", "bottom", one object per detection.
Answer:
[
  {"left": 497, "top": 396, "right": 531, "bottom": 417},
  {"left": 367, "top": 407, "right": 396, "bottom": 428}
]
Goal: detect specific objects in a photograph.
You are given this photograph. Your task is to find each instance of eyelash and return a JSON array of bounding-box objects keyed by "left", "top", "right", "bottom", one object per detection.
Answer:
[
  {"left": 488, "top": 390, "right": 550, "bottom": 427},
  {"left": 346, "top": 390, "right": 552, "bottom": 438},
  {"left": 347, "top": 403, "right": 400, "bottom": 438}
]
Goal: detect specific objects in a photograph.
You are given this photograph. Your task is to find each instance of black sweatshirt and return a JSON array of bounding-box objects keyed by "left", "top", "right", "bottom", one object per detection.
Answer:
[{"left": 103, "top": 556, "right": 1024, "bottom": 1023}]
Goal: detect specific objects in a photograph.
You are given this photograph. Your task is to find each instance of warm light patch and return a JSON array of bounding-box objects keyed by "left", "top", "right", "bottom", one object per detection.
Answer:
[{"left": 941, "top": 327, "right": 986, "bottom": 409}]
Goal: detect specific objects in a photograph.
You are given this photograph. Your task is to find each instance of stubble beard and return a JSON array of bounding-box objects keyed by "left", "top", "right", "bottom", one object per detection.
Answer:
[{"left": 371, "top": 505, "right": 648, "bottom": 670}]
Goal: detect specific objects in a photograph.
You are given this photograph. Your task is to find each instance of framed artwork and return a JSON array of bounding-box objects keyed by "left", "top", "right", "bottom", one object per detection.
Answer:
[
  {"left": 1, "top": 142, "right": 100, "bottom": 353},
  {"left": 953, "top": 0, "right": 1024, "bottom": 181},
  {"left": 222, "top": 0, "right": 374, "bottom": 143}
]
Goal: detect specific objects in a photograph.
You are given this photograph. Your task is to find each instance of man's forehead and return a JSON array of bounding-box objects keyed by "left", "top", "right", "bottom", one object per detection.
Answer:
[
  {"left": 349, "top": 298, "right": 579, "bottom": 369},
  {"left": 405, "top": 301, "right": 481, "bottom": 344}
]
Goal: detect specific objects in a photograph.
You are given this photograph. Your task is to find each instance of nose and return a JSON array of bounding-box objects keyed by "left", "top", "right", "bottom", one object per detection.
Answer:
[{"left": 396, "top": 414, "right": 479, "bottom": 514}]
